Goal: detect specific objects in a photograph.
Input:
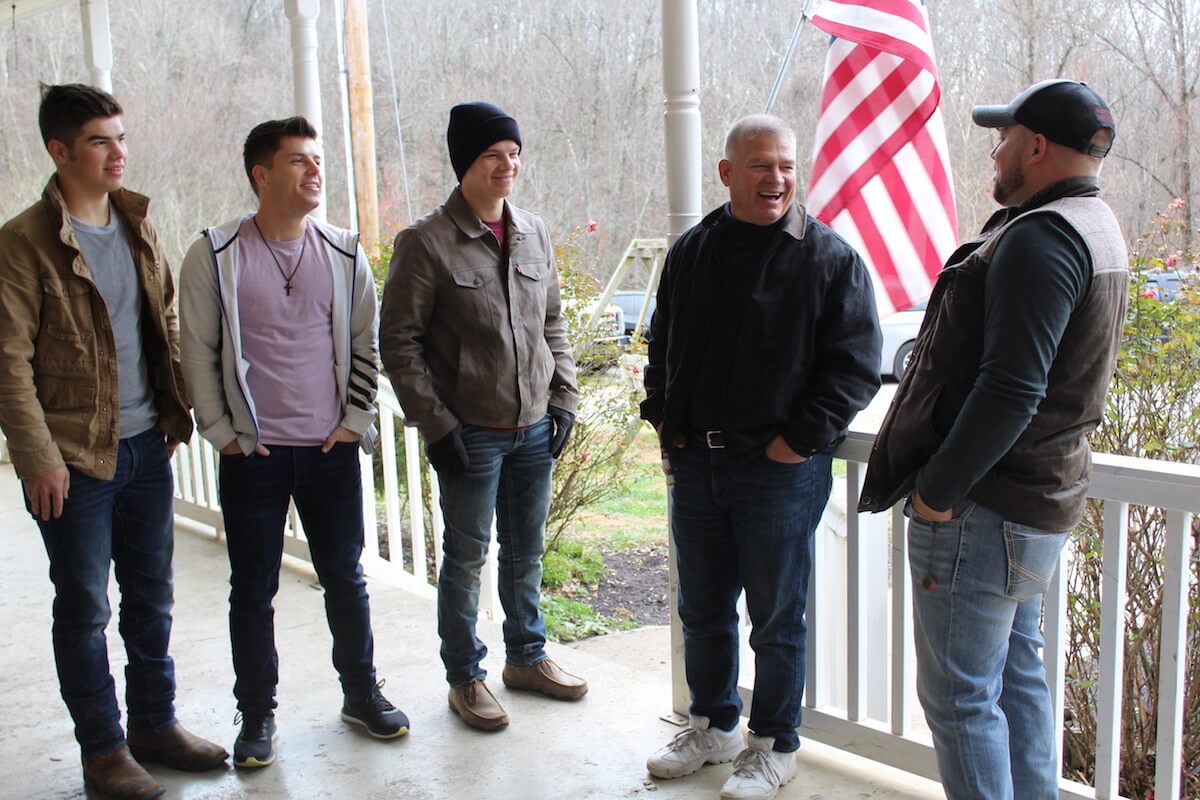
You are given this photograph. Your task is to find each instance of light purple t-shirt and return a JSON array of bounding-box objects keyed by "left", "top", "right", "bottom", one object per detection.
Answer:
[{"left": 236, "top": 217, "right": 341, "bottom": 446}]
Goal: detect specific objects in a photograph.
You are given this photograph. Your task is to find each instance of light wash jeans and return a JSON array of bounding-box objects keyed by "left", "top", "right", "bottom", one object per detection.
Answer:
[
  {"left": 907, "top": 499, "right": 1069, "bottom": 800},
  {"left": 435, "top": 417, "right": 554, "bottom": 686}
]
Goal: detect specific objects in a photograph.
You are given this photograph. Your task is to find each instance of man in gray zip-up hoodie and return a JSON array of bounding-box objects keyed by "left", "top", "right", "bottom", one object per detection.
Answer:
[{"left": 179, "top": 117, "right": 406, "bottom": 769}]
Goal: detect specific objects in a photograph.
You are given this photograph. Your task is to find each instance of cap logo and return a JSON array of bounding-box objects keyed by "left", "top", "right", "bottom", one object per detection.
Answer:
[{"left": 1095, "top": 106, "right": 1114, "bottom": 126}]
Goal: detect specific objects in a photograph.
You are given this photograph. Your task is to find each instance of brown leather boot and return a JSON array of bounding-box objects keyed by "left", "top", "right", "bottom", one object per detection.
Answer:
[
  {"left": 448, "top": 679, "right": 509, "bottom": 731},
  {"left": 502, "top": 658, "right": 588, "bottom": 700},
  {"left": 127, "top": 722, "right": 229, "bottom": 771},
  {"left": 82, "top": 746, "right": 164, "bottom": 800}
]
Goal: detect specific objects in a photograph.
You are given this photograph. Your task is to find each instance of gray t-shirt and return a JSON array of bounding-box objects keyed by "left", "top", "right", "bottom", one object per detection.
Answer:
[{"left": 72, "top": 212, "right": 158, "bottom": 439}]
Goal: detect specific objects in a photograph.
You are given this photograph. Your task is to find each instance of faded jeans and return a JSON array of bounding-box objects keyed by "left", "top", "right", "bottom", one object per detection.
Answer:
[
  {"left": 435, "top": 417, "right": 554, "bottom": 687},
  {"left": 908, "top": 500, "right": 1069, "bottom": 800}
]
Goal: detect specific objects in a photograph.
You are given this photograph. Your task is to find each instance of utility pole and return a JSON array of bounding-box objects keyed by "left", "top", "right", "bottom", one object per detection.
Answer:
[{"left": 344, "top": 0, "right": 380, "bottom": 251}]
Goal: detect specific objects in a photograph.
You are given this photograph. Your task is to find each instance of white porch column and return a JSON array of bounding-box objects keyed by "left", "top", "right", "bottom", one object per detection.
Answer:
[
  {"left": 78, "top": 0, "right": 113, "bottom": 92},
  {"left": 661, "top": 0, "right": 702, "bottom": 721},
  {"left": 661, "top": 0, "right": 702, "bottom": 245},
  {"left": 285, "top": 0, "right": 325, "bottom": 215}
]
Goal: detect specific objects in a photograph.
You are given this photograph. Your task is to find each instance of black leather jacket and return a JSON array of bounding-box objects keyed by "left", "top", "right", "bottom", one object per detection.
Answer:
[{"left": 641, "top": 203, "right": 882, "bottom": 462}]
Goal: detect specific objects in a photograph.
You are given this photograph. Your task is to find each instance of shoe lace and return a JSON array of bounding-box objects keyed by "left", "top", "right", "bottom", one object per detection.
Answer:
[
  {"left": 730, "top": 748, "right": 782, "bottom": 784},
  {"left": 368, "top": 680, "right": 396, "bottom": 713},
  {"left": 665, "top": 726, "right": 716, "bottom": 758}
]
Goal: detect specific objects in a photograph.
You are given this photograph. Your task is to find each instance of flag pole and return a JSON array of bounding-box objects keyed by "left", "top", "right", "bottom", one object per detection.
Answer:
[{"left": 764, "top": 0, "right": 817, "bottom": 114}]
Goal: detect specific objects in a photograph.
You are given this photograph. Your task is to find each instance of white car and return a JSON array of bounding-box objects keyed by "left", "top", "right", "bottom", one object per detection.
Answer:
[{"left": 879, "top": 300, "right": 926, "bottom": 381}]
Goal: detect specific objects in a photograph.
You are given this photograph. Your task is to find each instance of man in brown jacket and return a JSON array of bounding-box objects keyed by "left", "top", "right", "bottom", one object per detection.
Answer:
[
  {"left": 380, "top": 102, "right": 585, "bottom": 731},
  {"left": 0, "top": 84, "right": 226, "bottom": 800}
]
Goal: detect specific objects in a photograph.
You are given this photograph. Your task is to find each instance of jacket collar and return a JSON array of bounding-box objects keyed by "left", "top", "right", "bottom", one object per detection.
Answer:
[
  {"left": 981, "top": 176, "right": 1100, "bottom": 235},
  {"left": 41, "top": 174, "right": 149, "bottom": 247},
  {"left": 701, "top": 201, "right": 808, "bottom": 240},
  {"left": 444, "top": 186, "right": 536, "bottom": 240}
]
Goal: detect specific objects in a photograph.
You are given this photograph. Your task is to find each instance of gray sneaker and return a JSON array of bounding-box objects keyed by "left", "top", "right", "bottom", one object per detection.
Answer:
[{"left": 646, "top": 715, "right": 743, "bottom": 779}]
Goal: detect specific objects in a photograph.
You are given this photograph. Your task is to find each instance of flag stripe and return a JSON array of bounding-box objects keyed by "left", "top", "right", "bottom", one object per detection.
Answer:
[{"left": 806, "top": 0, "right": 958, "bottom": 315}]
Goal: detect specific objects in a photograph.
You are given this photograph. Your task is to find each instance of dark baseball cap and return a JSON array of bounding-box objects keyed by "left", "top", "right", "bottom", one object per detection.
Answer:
[{"left": 972, "top": 79, "right": 1115, "bottom": 158}]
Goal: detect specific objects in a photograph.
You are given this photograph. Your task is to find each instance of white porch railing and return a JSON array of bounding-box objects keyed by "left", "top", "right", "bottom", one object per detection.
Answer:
[
  {"left": 171, "top": 376, "right": 503, "bottom": 616},
  {"left": 172, "top": 386, "right": 1200, "bottom": 799},
  {"left": 662, "top": 430, "right": 1199, "bottom": 800}
]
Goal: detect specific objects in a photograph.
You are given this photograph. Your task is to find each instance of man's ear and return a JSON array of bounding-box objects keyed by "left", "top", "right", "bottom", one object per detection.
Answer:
[
  {"left": 718, "top": 159, "right": 732, "bottom": 187},
  {"left": 251, "top": 163, "right": 269, "bottom": 193},
  {"left": 1027, "top": 133, "right": 1049, "bottom": 165},
  {"left": 46, "top": 138, "right": 70, "bottom": 168}
]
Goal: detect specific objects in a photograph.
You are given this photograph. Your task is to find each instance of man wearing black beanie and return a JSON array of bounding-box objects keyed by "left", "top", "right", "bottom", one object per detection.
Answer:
[{"left": 380, "top": 102, "right": 585, "bottom": 732}]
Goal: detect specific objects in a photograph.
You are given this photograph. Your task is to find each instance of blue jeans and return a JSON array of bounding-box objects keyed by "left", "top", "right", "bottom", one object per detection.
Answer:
[
  {"left": 907, "top": 500, "right": 1069, "bottom": 800},
  {"left": 436, "top": 418, "right": 553, "bottom": 687},
  {"left": 32, "top": 427, "right": 177, "bottom": 757},
  {"left": 668, "top": 442, "right": 833, "bottom": 753},
  {"left": 218, "top": 442, "right": 376, "bottom": 711}
]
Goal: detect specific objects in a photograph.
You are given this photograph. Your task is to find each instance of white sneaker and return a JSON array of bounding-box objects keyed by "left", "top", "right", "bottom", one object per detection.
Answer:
[
  {"left": 646, "top": 715, "right": 743, "bottom": 779},
  {"left": 719, "top": 734, "right": 798, "bottom": 799}
]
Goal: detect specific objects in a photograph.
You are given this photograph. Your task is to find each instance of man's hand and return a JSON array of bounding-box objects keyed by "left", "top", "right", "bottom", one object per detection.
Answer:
[
  {"left": 765, "top": 435, "right": 807, "bottom": 464},
  {"left": 654, "top": 423, "right": 686, "bottom": 452},
  {"left": 24, "top": 466, "right": 70, "bottom": 521},
  {"left": 912, "top": 489, "right": 952, "bottom": 523},
  {"left": 219, "top": 439, "right": 270, "bottom": 457},
  {"left": 321, "top": 425, "right": 360, "bottom": 453}
]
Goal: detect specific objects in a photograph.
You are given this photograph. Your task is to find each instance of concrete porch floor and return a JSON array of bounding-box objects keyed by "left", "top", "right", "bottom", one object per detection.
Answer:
[{"left": 0, "top": 463, "right": 942, "bottom": 800}]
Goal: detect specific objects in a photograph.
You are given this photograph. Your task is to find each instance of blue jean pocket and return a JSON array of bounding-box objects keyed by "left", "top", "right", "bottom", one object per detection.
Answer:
[{"left": 1003, "top": 523, "right": 1069, "bottom": 601}]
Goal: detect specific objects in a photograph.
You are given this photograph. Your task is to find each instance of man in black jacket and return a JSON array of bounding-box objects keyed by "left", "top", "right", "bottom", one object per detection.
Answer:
[
  {"left": 859, "top": 80, "right": 1128, "bottom": 799},
  {"left": 642, "top": 114, "right": 881, "bottom": 800}
]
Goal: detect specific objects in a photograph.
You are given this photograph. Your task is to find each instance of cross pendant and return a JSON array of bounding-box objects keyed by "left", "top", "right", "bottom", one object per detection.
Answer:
[{"left": 285, "top": 280, "right": 293, "bottom": 296}]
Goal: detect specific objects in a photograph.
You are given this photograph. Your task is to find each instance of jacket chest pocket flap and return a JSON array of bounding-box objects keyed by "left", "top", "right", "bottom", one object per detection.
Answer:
[{"left": 40, "top": 278, "right": 94, "bottom": 342}]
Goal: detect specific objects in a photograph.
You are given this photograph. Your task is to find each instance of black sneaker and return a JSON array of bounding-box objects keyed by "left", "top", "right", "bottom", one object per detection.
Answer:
[
  {"left": 341, "top": 680, "right": 410, "bottom": 739},
  {"left": 233, "top": 710, "right": 277, "bottom": 768}
]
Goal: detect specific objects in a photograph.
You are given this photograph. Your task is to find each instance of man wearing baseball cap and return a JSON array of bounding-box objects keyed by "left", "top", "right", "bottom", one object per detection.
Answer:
[
  {"left": 379, "top": 102, "right": 585, "bottom": 731},
  {"left": 860, "top": 79, "right": 1129, "bottom": 798}
]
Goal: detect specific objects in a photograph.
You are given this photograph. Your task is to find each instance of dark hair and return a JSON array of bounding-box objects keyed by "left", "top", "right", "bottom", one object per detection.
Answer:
[
  {"left": 243, "top": 116, "right": 319, "bottom": 194},
  {"left": 38, "top": 83, "right": 122, "bottom": 148}
]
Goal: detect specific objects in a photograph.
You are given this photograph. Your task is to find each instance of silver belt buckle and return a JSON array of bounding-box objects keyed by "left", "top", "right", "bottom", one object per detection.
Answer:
[{"left": 705, "top": 430, "right": 724, "bottom": 449}]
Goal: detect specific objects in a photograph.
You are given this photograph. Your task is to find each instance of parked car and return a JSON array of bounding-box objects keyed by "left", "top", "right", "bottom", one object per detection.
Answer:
[
  {"left": 1141, "top": 269, "right": 1189, "bottom": 302},
  {"left": 879, "top": 299, "right": 926, "bottom": 381},
  {"left": 611, "top": 290, "right": 657, "bottom": 337}
]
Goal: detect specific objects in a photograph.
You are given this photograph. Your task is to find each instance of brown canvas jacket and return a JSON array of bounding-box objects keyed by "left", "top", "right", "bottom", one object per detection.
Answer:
[{"left": 0, "top": 176, "right": 191, "bottom": 481}]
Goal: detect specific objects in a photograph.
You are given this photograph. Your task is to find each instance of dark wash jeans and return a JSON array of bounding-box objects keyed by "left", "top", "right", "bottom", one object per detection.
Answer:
[
  {"left": 32, "top": 427, "right": 178, "bottom": 757},
  {"left": 218, "top": 442, "right": 376, "bottom": 711},
  {"left": 435, "top": 418, "right": 554, "bottom": 687},
  {"left": 668, "top": 441, "right": 833, "bottom": 753}
]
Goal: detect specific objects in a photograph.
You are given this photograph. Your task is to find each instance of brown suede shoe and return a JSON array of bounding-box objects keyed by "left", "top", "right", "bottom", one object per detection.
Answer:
[
  {"left": 502, "top": 658, "right": 588, "bottom": 700},
  {"left": 448, "top": 679, "right": 509, "bottom": 731},
  {"left": 82, "top": 746, "right": 164, "bottom": 800},
  {"left": 127, "top": 722, "right": 229, "bottom": 771}
]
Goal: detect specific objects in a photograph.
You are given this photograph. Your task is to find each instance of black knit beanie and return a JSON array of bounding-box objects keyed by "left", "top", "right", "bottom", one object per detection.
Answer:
[{"left": 447, "top": 102, "right": 522, "bottom": 181}]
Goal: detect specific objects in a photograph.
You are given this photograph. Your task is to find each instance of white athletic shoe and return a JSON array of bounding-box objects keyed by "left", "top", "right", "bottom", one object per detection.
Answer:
[
  {"left": 646, "top": 714, "right": 743, "bottom": 779},
  {"left": 719, "top": 734, "right": 798, "bottom": 799}
]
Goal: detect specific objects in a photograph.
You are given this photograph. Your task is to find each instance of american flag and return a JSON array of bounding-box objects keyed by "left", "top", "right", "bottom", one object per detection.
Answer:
[{"left": 805, "top": 0, "right": 958, "bottom": 315}]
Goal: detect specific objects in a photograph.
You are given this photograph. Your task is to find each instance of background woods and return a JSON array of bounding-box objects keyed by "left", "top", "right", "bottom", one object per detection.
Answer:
[{"left": 1, "top": 0, "right": 1197, "bottom": 274}]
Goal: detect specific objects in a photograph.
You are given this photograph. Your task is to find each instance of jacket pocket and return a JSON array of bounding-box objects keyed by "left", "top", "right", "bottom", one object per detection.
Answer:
[
  {"left": 512, "top": 259, "right": 549, "bottom": 320},
  {"left": 40, "top": 278, "right": 94, "bottom": 343}
]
